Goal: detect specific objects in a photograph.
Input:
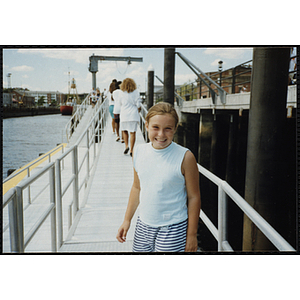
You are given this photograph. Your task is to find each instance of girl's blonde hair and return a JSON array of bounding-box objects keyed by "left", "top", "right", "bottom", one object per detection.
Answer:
[
  {"left": 120, "top": 78, "right": 137, "bottom": 93},
  {"left": 146, "top": 102, "right": 179, "bottom": 128}
]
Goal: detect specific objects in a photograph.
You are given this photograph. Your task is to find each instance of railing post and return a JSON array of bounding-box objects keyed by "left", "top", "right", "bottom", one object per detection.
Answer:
[
  {"left": 8, "top": 188, "right": 21, "bottom": 252},
  {"left": 97, "top": 113, "right": 101, "bottom": 146},
  {"left": 86, "top": 129, "right": 90, "bottom": 181},
  {"left": 27, "top": 168, "right": 31, "bottom": 204},
  {"left": 55, "top": 159, "right": 63, "bottom": 248},
  {"left": 232, "top": 67, "right": 236, "bottom": 94},
  {"left": 218, "top": 185, "right": 227, "bottom": 251},
  {"left": 73, "top": 146, "right": 79, "bottom": 212},
  {"left": 68, "top": 204, "right": 73, "bottom": 229},
  {"left": 95, "top": 118, "right": 98, "bottom": 156},
  {"left": 14, "top": 186, "right": 24, "bottom": 253},
  {"left": 49, "top": 165, "right": 57, "bottom": 252}
]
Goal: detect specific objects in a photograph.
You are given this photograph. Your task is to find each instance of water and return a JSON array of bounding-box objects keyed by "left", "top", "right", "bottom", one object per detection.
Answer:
[{"left": 3, "top": 114, "right": 71, "bottom": 180}]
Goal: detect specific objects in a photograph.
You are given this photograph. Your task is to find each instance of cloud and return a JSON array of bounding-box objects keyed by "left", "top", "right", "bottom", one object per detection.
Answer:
[
  {"left": 17, "top": 48, "right": 125, "bottom": 64},
  {"left": 175, "top": 73, "right": 197, "bottom": 85},
  {"left": 11, "top": 65, "right": 34, "bottom": 72},
  {"left": 204, "top": 48, "right": 251, "bottom": 59}
]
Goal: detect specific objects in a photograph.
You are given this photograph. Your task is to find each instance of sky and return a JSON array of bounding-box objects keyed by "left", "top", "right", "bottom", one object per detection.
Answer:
[{"left": 3, "top": 47, "right": 253, "bottom": 94}]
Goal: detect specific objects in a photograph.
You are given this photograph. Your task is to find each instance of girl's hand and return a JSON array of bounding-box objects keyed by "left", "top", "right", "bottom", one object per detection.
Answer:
[
  {"left": 116, "top": 220, "right": 131, "bottom": 243},
  {"left": 185, "top": 234, "right": 198, "bottom": 252}
]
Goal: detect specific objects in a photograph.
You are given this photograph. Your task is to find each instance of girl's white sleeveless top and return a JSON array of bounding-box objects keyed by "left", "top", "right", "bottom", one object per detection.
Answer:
[{"left": 133, "top": 142, "right": 188, "bottom": 227}]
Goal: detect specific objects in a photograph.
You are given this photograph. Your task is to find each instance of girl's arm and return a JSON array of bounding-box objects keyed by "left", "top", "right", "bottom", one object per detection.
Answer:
[
  {"left": 182, "top": 151, "right": 201, "bottom": 252},
  {"left": 116, "top": 167, "right": 140, "bottom": 243}
]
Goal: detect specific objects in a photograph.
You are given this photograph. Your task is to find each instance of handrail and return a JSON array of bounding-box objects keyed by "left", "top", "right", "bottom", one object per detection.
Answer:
[
  {"left": 154, "top": 74, "right": 184, "bottom": 107},
  {"left": 3, "top": 143, "right": 65, "bottom": 185},
  {"left": 7, "top": 162, "right": 57, "bottom": 253},
  {"left": 176, "top": 52, "right": 297, "bottom": 102},
  {"left": 176, "top": 52, "right": 227, "bottom": 104},
  {"left": 139, "top": 103, "right": 148, "bottom": 142},
  {"left": 198, "top": 164, "right": 295, "bottom": 251},
  {"left": 3, "top": 98, "right": 109, "bottom": 252},
  {"left": 2, "top": 143, "right": 65, "bottom": 213},
  {"left": 64, "top": 95, "right": 90, "bottom": 142},
  {"left": 54, "top": 98, "right": 108, "bottom": 247},
  {"left": 139, "top": 103, "right": 295, "bottom": 252}
]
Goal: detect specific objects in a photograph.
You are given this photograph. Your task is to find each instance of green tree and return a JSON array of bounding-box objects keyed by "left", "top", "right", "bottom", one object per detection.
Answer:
[{"left": 38, "top": 96, "right": 45, "bottom": 107}]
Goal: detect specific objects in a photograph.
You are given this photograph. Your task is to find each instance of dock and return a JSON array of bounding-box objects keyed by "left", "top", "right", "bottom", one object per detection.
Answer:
[
  {"left": 2, "top": 111, "right": 145, "bottom": 253},
  {"left": 59, "top": 122, "right": 145, "bottom": 252}
]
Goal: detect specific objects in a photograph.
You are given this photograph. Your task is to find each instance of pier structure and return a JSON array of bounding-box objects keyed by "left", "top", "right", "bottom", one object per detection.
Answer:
[{"left": 2, "top": 47, "right": 297, "bottom": 253}]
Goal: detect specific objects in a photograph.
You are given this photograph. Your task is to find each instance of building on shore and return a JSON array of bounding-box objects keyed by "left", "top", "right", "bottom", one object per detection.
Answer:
[
  {"left": 176, "top": 63, "right": 252, "bottom": 101},
  {"left": 22, "top": 90, "right": 64, "bottom": 106},
  {"left": 3, "top": 89, "right": 65, "bottom": 107}
]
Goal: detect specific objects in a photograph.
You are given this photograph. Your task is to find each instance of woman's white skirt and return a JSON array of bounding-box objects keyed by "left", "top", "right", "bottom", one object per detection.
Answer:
[{"left": 120, "top": 121, "right": 139, "bottom": 133}]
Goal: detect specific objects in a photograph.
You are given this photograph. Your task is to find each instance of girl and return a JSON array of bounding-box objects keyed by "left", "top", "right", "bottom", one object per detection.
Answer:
[
  {"left": 116, "top": 102, "right": 201, "bottom": 252},
  {"left": 108, "top": 82, "right": 116, "bottom": 135},
  {"left": 119, "top": 78, "right": 142, "bottom": 156},
  {"left": 112, "top": 81, "right": 122, "bottom": 142}
]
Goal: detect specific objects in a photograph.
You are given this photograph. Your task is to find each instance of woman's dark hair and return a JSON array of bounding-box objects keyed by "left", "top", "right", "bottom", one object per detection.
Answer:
[{"left": 109, "top": 82, "right": 116, "bottom": 93}]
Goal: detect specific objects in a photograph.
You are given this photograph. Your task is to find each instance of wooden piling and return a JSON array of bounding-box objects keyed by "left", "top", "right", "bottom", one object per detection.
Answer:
[
  {"left": 242, "top": 47, "right": 291, "bottom": 251},
  {"left": 147, "top": 70, "right": 154, "bottom": 110},
  {"left": 163, "top": 48, "right": 175, "bottom": 105}
]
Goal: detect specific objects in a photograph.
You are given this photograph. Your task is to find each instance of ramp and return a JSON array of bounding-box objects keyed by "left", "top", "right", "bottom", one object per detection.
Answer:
[{"left": 59, "top": 123, "right": 145, "bottom": 252}]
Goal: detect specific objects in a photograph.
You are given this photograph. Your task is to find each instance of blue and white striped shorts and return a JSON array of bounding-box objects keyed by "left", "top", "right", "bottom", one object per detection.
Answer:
[{"left": 132, "top": 217, "right": 188, "bottom": 252}]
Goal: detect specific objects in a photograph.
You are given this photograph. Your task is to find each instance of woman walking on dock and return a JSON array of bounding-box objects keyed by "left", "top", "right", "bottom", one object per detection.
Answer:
[
  {"left": 112, "top": 81, "right": 123, "bottom": 142},
  {"left": 108, "top": 82, "right": 117, "bottom": 134},
  {"left": 116, "top": 102, "right": 201, "bottom": 252},
  {"left": 119, "top": 78, "right": 142, "bottom": 156}
]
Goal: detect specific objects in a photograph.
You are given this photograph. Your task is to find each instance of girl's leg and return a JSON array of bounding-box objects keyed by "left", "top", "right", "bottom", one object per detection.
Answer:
[
  {"left": 115, "top": 122, "right": 120, "bottom": 138},
  {"left": 123, "top": 131, "right": 129, "bottom": 149},
  {"left": 114, "top": 115, "right": 120, "bottom": 140},
  {"left": 154, "top": 219, "right": 188, "bottom": 252},
  {"left": 112, "top": 119, "right": 115, "bottom": 133},
  {"left": 129, "top": 132, "right": 136, "bottom": 154}
]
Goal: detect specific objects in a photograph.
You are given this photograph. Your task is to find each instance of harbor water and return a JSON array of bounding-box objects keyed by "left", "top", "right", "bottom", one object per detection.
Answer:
[{"left": 3, "top": 114, "right": 71, "bottom": 181}]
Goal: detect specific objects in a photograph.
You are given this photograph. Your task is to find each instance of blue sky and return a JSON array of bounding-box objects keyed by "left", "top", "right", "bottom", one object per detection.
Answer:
[{"left": 3, "top": 47, "right": 253, "bottom": 94}]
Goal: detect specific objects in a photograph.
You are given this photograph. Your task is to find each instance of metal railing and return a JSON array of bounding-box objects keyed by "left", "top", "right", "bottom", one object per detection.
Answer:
[
  {"left": 4, "top": 162, "right": 57, "bottom": 253},
  {"left": 197, "top": 164, "right": 295, "bottom": 252},
  {"left": 64, "top": 95, "right": 90, "bottom": 142},
  {"left": 2, "top": 98, "right": 109, "bottom": 252},
  {"left": 138, "top": 103, "right": 296, "bottom": 252},
  {"left": 139, "top": 103, "right": 149, "bottom": 142},
  {"left": 3, "top": 144, "right": 65, "bottom": 205},
  {"left": 175, "top": 52, "right": 297, "bottom": 104},
  {"left": 154, "top": 75, "right": 185, "bottom": 107},
  {"left": 65, "top": 95, "right": 105, "bottom": 142},
  {"left": 55, "top": 98, "right": 108, "bottom": 247},
  {"left": 176, "top": 52, "right": 227, "bottom": 104}
]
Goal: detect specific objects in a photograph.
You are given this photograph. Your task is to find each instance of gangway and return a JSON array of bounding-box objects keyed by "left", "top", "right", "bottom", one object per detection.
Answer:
[
  {"left": 2, "top": 99, "right": 296, "bottom": 253},
  {"left": 59, "top": 123, "right": 145, "bottom": 252}
]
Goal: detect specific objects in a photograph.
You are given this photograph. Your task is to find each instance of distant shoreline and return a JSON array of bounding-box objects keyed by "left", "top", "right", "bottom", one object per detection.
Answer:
[{"left": 2, "top": 107, "right": 61, "bottom": 119}]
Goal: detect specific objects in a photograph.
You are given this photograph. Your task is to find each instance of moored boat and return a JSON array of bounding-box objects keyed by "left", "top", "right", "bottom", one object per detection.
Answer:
[{"left": 60, "top": 103, "right": 73, "bottom": 115}]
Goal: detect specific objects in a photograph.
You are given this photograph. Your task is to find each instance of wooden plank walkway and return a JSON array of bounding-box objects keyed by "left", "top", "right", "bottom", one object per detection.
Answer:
[{"left": 59, "top": 122, "right": 145, "bottom": 252}]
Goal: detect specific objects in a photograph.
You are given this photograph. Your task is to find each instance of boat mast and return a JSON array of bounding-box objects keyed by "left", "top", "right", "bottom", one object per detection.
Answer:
[{"left": 67, "top": 68, "right": 71, "bottom": 102}]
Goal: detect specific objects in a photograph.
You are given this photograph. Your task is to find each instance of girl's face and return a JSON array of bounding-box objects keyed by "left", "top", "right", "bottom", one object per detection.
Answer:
[{"left": 146, "top": 114, "right": 177, "bottom": 149}]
